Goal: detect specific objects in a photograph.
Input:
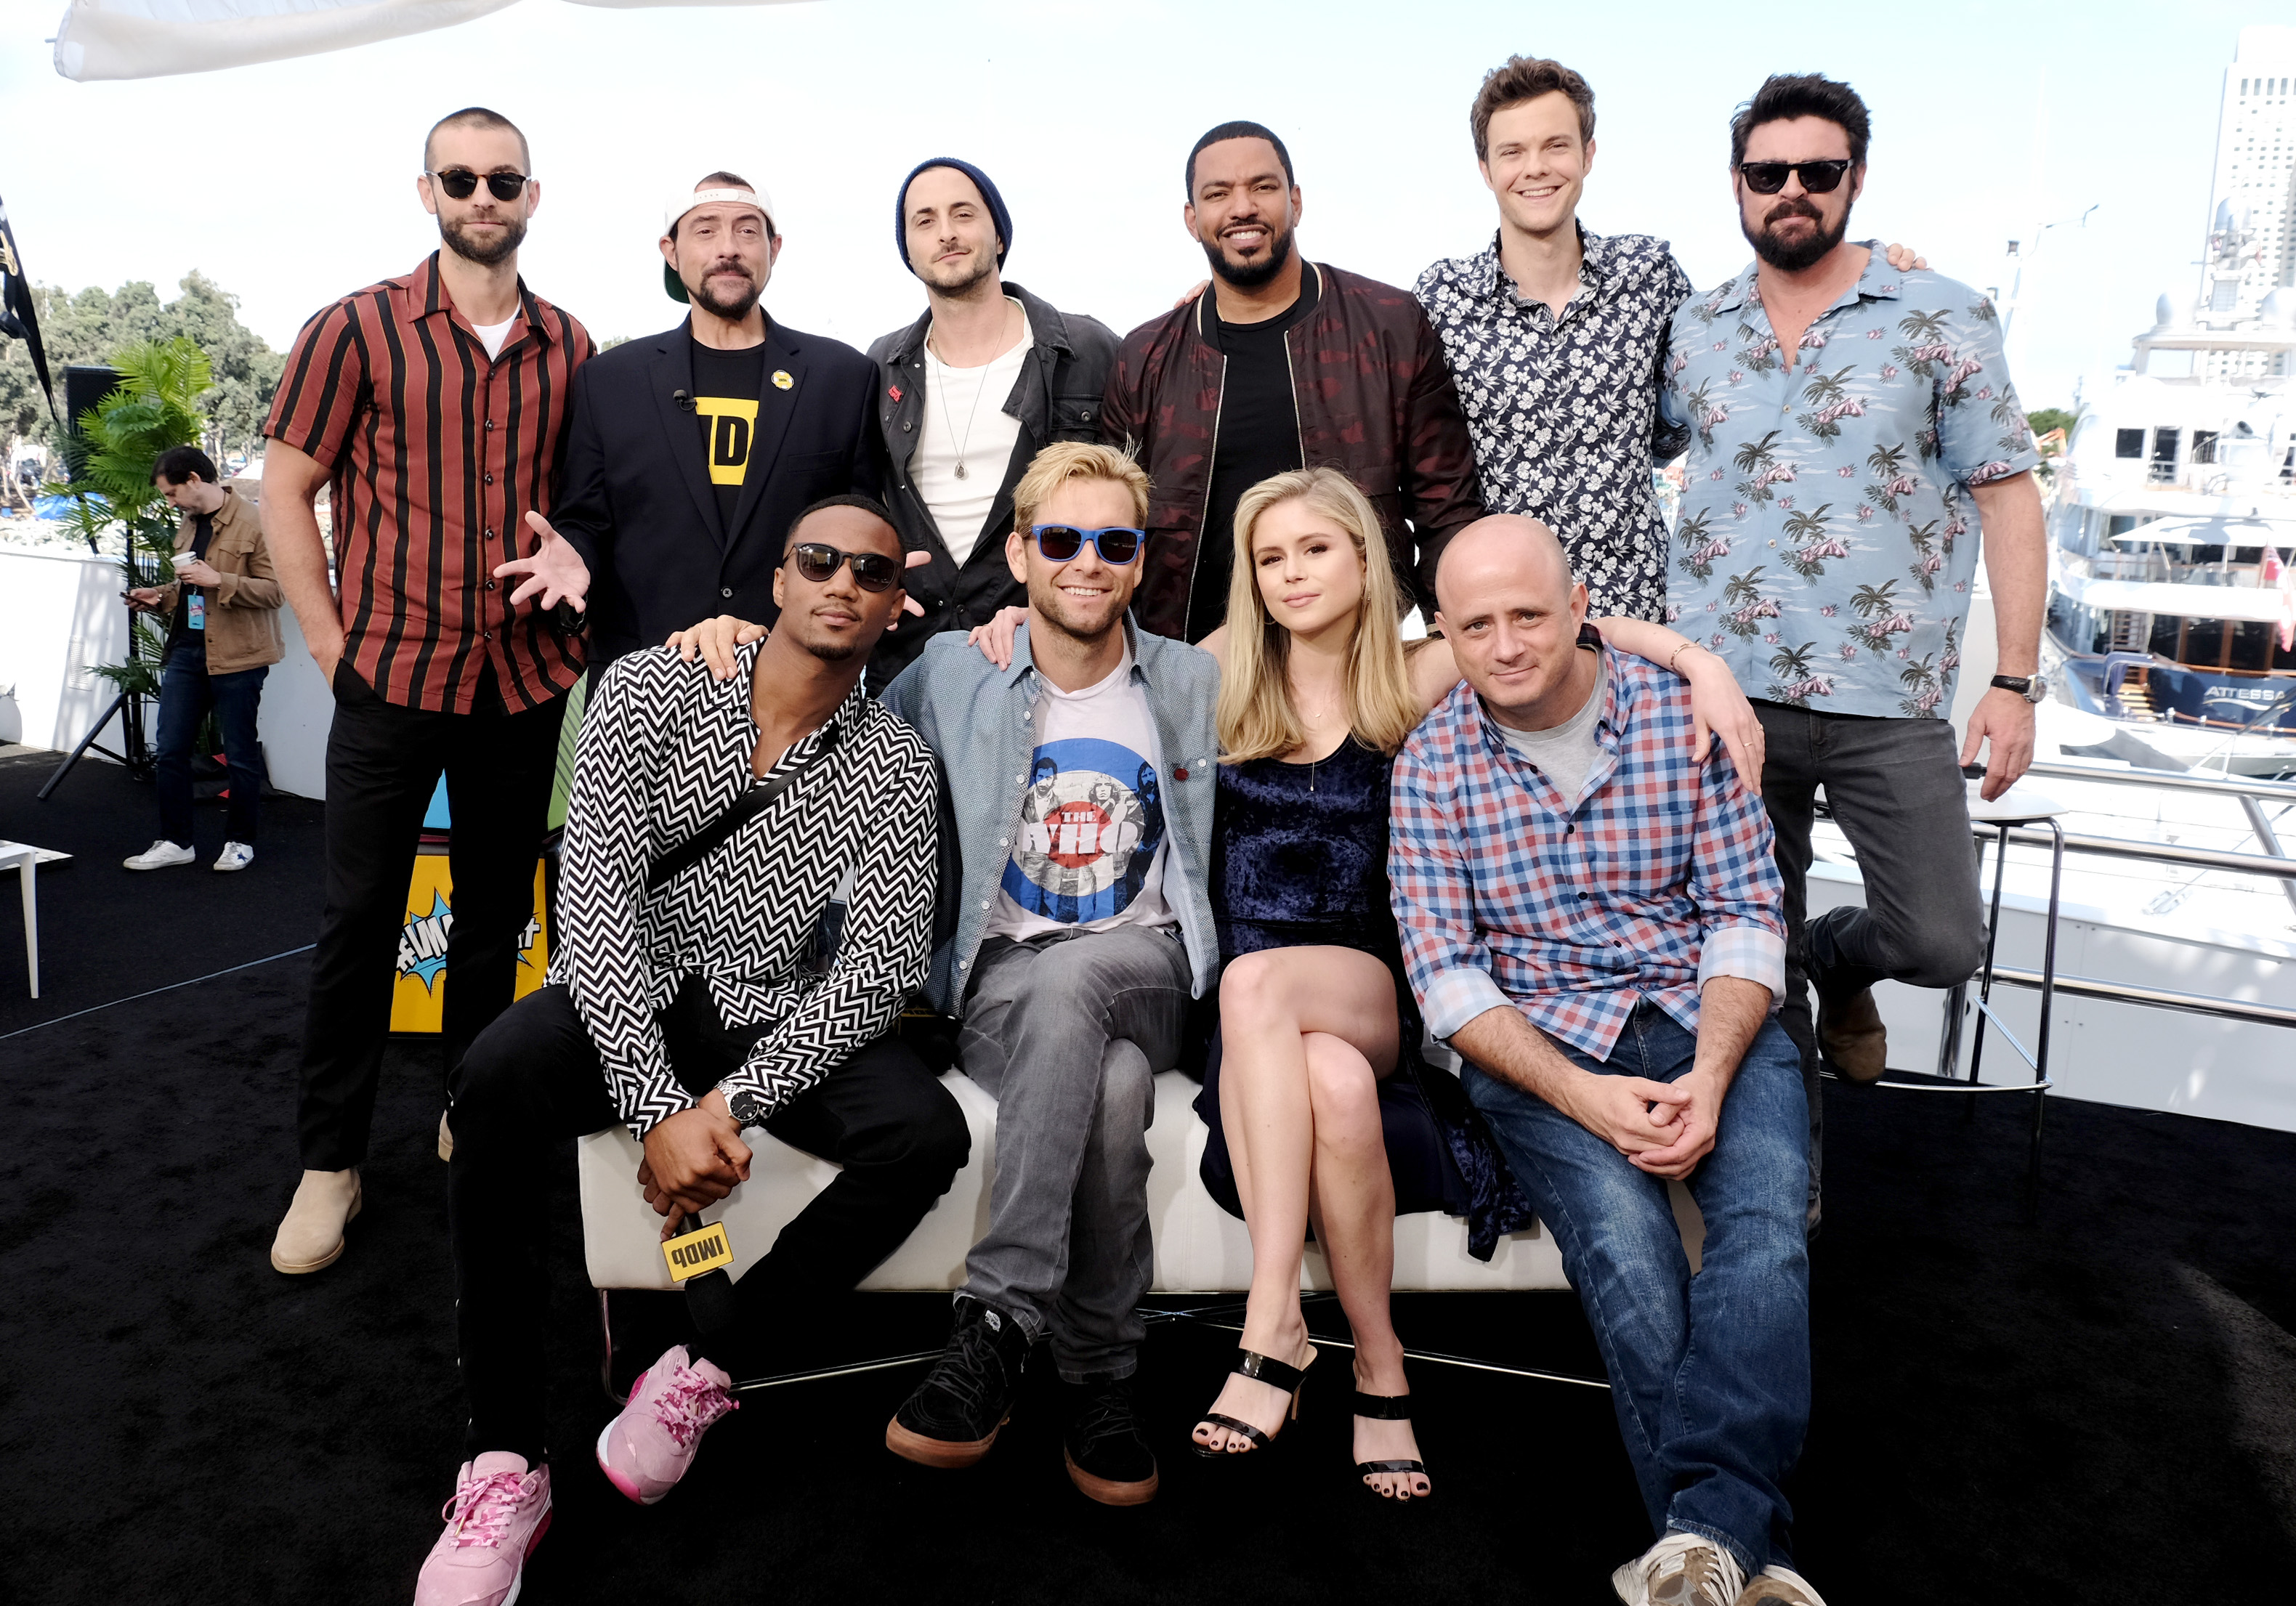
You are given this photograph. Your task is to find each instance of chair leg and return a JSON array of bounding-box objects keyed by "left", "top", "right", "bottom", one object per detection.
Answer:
[
  {"left": 598, "top": 1289, "right": 621, "bottom": 1406},
  {"left": 2025, "top": 822, "right": 2065, "bottom": 1222},
  {"left": 17, "top": 856, "right": 35, "bottom": 1001}
]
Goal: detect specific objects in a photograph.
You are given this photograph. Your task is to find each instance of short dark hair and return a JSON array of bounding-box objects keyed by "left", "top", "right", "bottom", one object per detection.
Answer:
[
  {"left": 1729, "top": 73, "right": 1870, "bottom": 169},
  {"left": 670, "top": 171, "right": 764, "bottom": 242},
  {"left": 152, "top": 445, "right": 218, "bottom": 487},
  {"left": 1186, "top": 121, "right": 1295, "bottom": 197},
  {"left": 784, "top": 493, "right": 897, "bottom": 555},
  {"left": 423, "top": 106, "right": 530, "bottom": 173},
  {"left": 1470, "top": 56, "right": 1596, "bottom": 159}
]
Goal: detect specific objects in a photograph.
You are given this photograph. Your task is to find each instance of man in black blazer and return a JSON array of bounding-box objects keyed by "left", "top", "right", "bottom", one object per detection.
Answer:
[{"left": 500, "top": 171, "right": 883, "bottom": 664}]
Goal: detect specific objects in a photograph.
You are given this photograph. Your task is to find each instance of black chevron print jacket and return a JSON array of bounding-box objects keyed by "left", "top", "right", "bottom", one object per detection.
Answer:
[{"left": 550, "top": 641, "right": 939, "bottom": 1137}]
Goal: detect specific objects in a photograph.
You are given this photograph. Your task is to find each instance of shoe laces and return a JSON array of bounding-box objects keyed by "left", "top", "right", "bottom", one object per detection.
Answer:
[
  {"left": 929, "top": 1308, "right": 1014, "bottom": 1416},
  {"left": 1070, "top": 1379, "right": 1141, "bottom": 1453},
  {"left": 1646, "top": 1532, "right": 1746, "bottom": 1606},
  {"left": 649, "top": 1362, "right": 737, "bottom": 1448},
  {"left": 438, "top": 1467, "right": 528, "bottom": 1551}
]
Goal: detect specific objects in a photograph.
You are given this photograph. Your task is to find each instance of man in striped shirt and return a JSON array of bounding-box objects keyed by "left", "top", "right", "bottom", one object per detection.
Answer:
[
  {"left": 1389, "top": 516, "right": 1821, "bottom": 1606},
  {"left": 262, "top": 106, "right": 596, "bottom": 1276}
]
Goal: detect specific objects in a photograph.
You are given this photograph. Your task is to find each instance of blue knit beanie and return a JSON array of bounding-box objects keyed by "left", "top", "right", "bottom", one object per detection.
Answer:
[{"left": 894, "top": 158, "right": 1013, "bottom": 275}]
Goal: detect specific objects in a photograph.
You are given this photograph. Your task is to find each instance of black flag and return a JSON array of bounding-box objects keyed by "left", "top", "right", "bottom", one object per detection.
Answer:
[{"left": 0, "top": 193, "right": 55, "bottom": 421}]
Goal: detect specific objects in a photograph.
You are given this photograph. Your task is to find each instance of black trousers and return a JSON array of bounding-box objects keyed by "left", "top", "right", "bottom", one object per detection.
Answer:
[
  {"left": 296, "top": 663, "right": 565, "bottom": 1170},
  {"left": 448, "top": 983, "right": 970, "bottom": 1463}
]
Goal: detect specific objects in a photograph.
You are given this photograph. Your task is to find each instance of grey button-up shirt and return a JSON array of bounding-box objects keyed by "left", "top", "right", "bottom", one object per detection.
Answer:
[
  {"left": 880, "top": 618, "right": 1221, "bottom": 1015},
  {"left": 1416, "top": 228, "right": 1694, "bottom": 621}
]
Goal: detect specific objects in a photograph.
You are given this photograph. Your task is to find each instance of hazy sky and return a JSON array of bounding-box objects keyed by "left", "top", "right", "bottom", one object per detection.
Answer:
[{"left": 0, "top": 0, "right": 2274, "bottom": 412}]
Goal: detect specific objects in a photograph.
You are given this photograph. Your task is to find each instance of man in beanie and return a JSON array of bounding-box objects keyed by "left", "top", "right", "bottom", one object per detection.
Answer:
[
  {"left": 499, "top": 171, "right": 884, "bottom": 665},
  {"left": 861, "top": 158, "right": 1118, "bottom": 686}
]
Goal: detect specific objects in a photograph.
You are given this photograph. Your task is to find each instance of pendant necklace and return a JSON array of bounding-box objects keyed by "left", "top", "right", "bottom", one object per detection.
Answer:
[{"left": 928, "top": 308, "right": 1004, "bottom": 481}]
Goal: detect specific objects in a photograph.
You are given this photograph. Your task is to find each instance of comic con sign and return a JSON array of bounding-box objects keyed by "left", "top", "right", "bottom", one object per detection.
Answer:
[{"left": 389, "top": 853, "right": 552, "bottom": 1033}]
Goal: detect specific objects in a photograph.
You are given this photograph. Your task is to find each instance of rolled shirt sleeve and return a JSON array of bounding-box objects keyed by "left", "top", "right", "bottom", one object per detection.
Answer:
[
  {"left": 1684, "top": 741, "right": 1788, "bottom": 1007},
  {"left": 1932, "top": 296, "right": 2042, "bottom": 489}
]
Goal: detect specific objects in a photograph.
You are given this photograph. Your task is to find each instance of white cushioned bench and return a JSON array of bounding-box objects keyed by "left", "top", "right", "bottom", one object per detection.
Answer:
[{"left": 578, "top": 1069, "right": 1569, "bottom": 1294}]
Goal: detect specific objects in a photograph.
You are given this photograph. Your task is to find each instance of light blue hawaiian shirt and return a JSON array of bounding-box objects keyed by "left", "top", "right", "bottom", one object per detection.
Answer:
[{"left": 1659, "top": 243, "right": 2037, "bottom": 718}]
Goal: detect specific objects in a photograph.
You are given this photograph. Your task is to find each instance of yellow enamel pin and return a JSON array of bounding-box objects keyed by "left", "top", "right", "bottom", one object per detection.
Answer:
[{"left": 772, "top": 370, "right": 794, "bottom": 390}]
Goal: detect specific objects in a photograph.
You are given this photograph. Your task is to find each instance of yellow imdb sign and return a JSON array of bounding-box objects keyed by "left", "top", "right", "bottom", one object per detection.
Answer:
[
  {"left": 389, "top": 852, "right": 554, "bottom": 1034},
  {"left": 663, "top": 1218, "right": 734, "bottom": 1282}
]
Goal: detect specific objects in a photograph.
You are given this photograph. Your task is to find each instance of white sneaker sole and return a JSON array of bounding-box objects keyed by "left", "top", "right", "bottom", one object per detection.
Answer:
[{"left": 595, "top": 1419, "right": 674, "bottom": 1506}]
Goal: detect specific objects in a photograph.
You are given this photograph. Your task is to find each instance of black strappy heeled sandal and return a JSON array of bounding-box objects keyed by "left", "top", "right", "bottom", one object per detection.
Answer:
[
  {"left": 1352, "top": 1392, "right": 1430, "bottom": 1500},
  {"left": 1191, "top": 1345, "right": 1317, "bottom": 1458}
]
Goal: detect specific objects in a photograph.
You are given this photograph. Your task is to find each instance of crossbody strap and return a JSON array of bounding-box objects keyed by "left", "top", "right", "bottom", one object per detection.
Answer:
[{"left": 646, "top": 721, "right": 842, "bottom": 893}]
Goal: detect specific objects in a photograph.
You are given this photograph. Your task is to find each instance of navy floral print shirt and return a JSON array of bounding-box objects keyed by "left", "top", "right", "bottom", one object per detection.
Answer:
[{"left": 1417, "top": 228, "right": 1694, "bottom": 621}]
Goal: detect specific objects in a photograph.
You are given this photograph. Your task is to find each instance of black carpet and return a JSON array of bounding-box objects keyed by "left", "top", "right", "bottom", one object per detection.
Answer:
[{"left": 4, "top": 752, "right": 2294, "bottom": 1604}]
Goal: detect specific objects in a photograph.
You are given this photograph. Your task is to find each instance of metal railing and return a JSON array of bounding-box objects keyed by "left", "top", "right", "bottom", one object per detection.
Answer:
[{"left": 2016, "top": 756, "right": 2296, "bottom": 917}]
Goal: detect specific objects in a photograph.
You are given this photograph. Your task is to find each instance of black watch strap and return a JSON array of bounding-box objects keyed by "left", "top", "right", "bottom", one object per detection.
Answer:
[{"left": 1989, "top": 675, "right": 2032, "bottom": 692}]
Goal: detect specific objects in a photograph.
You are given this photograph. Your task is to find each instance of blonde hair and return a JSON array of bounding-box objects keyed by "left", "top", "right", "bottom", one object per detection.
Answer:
[
  {"left": 1009, "top": 440, "right": 1150, "bottom": 535},
  {"left": 1216, "top": 468, "right": 1421, "bottom": 762}
]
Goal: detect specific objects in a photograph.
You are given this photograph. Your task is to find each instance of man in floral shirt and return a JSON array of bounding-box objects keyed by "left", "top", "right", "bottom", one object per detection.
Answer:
[
  {"left": 1661, "top": 74, "right": 2047, "bottom": 1236},
  {"left": 1419, "top": 57, "right": 1924, "bottom": 625}
]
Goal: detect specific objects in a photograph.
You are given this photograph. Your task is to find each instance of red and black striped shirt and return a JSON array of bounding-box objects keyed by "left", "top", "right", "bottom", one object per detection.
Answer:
[{"left": 264, "top": 253, "right": 595, "bottom": 713}]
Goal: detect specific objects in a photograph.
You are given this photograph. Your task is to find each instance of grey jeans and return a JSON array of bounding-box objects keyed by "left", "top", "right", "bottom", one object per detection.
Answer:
[
  {"left": 1754, "top": 703, "right": 1986, "bottom": 1206},
  {"left": 958, "top": 923, "right": 1192, "bottom": 1382}
]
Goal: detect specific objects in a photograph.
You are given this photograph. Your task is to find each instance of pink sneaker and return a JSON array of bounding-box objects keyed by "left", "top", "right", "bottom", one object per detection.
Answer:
[
  {"left": 413, "top": 1453, "right": 551, "bottom": 1606},
  {"left": 595, "top": 1345, "right": 738, "bottom": 1504}
]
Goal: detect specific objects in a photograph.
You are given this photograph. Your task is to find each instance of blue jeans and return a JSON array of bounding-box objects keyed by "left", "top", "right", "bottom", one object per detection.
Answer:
[
  {"left": 1466, "top": 1004, "right": 1810, "bottom": 1575},
  {"left": 155, "top": 639, "right": 268, "bottom": 847}
]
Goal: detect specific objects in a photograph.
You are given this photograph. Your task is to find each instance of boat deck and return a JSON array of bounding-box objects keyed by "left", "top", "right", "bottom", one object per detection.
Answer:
[{"left": 4, "top": 748, "right": 2294, "bottom": 1604}]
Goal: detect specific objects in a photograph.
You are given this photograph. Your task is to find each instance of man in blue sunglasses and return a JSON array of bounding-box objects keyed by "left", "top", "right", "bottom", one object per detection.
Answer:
[{"left": 878, "top": 439, "right": 1220, "bottom": 1509}]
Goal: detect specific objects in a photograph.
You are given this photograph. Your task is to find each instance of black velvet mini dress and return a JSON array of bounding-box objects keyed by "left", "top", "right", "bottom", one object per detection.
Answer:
[{"left": 1192, "top": 737, "right": 1533, "bottom": 1258}]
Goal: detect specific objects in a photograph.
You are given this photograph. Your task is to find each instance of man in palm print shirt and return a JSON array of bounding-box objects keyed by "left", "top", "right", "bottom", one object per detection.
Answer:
[{"left": 1660, "top": 74, "right": 2047, "bottom": 1237}]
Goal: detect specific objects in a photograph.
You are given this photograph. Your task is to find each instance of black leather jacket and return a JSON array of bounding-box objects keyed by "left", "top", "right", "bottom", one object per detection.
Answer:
[{"left": 865, "top": 281, "right": 1117, "bottom": 686}]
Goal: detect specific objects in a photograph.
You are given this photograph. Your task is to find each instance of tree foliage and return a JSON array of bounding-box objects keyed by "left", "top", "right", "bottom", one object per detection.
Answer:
[
  {"left": 46, "top": 336, "right": 213, "bottom": 695},
  {"left": 0, "top": 272, "right": 283, "bottom": 461}
]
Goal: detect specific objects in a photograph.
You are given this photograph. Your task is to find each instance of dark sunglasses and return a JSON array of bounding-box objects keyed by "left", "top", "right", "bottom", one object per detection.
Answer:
[
  {"left": 1030, "top": 524, "right": 1144, "bottom": 565},
  {"left": 1737, "top": 159, "right": 1853, "bottom": 195},
  {"left": 429, "top": 168, "right": 530, "bottom": 202},
  {"left": 791, "top": 541, "right": 901, "bottom": 591}
]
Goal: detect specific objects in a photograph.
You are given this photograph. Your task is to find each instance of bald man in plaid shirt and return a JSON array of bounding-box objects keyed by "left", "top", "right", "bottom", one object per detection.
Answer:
[{"left": 1390, "top": 514, "right": 1822, "bottom": 1606}]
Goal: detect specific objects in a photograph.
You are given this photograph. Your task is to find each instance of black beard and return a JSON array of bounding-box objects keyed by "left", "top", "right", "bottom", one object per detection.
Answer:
[
  {"left": 439, "top": 212, "right": 525, "bottom": 267},
  {"left": 803, "top": 636, "right": 858, "bottom": 663},
  {"left": 690, "top": 265, "right": 764, "bottom": 321},
  {"left": 1745, "top": 198, "right": 1850, "bottom": 272},
  {"left": 1202, "top": 224, "right": 1294, "bottom": 291}
]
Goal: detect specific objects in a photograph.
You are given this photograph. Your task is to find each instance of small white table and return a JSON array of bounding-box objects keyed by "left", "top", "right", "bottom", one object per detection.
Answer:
[{"left": 0, "top": 839, "right": 46, "bottom": 998}]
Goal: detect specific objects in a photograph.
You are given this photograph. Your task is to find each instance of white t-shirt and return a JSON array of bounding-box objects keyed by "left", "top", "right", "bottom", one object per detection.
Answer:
[
  {"left": 472, "top": 316, "right": 517, "bottom": 360},
  {"left": 983, "top": 648, "right": 1175, "bottom": 942},
  {"left": 915, "top": 300, "right": 1031, "bottom": 567}
]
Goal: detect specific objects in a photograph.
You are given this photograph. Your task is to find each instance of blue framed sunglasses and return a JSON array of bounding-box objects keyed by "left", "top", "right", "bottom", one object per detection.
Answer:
[{"left": 1030, "top": 523, "right": 1145, "bottom": 565}]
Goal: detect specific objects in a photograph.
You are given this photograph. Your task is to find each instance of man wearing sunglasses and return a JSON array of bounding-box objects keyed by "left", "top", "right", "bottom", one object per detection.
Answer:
[
  {"left": 1659, "top": 76, "right": 2045, "bottom": 1281},
  {"left": 501, "top": 171, "right": 884, "bottom": 666},
  {"left": 867, "top": 158, "right": 1119, "bottom": 689},
  {"left": 1101, "top": 121, "right": 1484, "bottom": 641},
  {"left": 877, "top": 441, "right": 1219, "bottom": 1507},
  {"left": 262, "top": 106, "right": 593, "bottom": 1277},
  {"left": 413, "top": 495, "right": 964, "bottom": 1605}
]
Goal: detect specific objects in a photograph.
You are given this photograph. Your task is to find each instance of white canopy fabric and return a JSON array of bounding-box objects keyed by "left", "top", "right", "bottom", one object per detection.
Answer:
[
  {"left": 52, "top": 0, "right": 800, "bottom": 83},
  {"left": 2109, "top": 514, "right": 2296, "bottom": 548}
]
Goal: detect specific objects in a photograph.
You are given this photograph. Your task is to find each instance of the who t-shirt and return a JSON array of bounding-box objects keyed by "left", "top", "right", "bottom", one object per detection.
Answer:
[{"left": 984, "top": 650, "right": 1174, "bottom": 941}]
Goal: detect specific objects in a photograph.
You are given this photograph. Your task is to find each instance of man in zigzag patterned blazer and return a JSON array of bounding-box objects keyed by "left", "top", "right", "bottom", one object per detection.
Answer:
[
  {"left": 411, "top": 495, "right": 966, "bottom": 1606},
  {"left": 878, "top": 441, "right": 1222, "bottom": 1509}
]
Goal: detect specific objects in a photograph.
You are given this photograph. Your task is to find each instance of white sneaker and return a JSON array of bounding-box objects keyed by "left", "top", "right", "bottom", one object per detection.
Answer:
[
  {"left": 1734, "top": 1566, "right": 1827, "bottom": 1606},
  {"left": 124, "top": 839, "right": 196, "bottom": 871},
  {"left": 213, "top": 840, "right": 254, "bottom": 872},
  {"left": 1613, "top": 1530, "right": 1747, "bottom": 1606}
]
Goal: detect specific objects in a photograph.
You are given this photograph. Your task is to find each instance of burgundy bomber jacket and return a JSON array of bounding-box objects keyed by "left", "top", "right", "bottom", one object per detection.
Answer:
[{"left": 1098, "top": 261, "right": 1485, "bottom": 638}]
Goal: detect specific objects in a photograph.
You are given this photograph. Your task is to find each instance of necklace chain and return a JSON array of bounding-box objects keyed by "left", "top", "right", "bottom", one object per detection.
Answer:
[{"left": 926, "top": 300, "right": 1017, "bottom": 481}]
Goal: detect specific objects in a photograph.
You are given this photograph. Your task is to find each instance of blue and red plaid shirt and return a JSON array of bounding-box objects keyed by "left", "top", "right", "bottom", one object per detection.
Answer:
[{"left": 1389, "top": 641, "right": 1785, "bottom": 1062}]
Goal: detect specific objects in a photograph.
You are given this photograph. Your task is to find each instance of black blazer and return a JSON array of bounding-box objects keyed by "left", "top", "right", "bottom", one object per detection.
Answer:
[{"left": 552, "top": 316, "right": 883, "bottom": 664}]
